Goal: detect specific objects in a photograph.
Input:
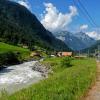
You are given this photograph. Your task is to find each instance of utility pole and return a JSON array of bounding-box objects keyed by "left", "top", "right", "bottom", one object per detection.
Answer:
[
  {"left": 95, "top": 49, "right": 97, "bottom": 59},
  {"left": 87, "top": 50, "right": 89, "bottom": 58},
  {"left": 78, "top": 50, "right": 81, "bottom": 59},
  {"left": 79, "top": 50, "right": 80, "bottom": 56},
  {"left": 97, "top": 45, "right": 100, "bottom": 61}
]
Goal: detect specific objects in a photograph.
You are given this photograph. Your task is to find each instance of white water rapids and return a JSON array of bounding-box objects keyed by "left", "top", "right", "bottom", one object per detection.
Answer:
[{"left": 0, "top": 61, "right": 43, "bottom": 94}]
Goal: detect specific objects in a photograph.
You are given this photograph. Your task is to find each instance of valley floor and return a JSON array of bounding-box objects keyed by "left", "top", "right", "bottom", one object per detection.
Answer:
[{"left": 0, "top": 58, "right": 96, "bottom": 100}]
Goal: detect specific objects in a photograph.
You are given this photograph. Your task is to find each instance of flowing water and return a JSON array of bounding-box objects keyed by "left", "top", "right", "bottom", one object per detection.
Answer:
[{"left": 0, "top": 61, "right": 43, "bottom": 94}]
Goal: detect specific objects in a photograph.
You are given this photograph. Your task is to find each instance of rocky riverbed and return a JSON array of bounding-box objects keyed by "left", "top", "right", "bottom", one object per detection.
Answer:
[{"left": 0, "top": 61, "right": 48, "bottom": 94}]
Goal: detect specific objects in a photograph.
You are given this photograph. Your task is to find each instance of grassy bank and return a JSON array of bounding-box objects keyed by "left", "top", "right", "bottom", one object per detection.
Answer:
[
  {"left": 0, "top": 58, "right": 96, "bottom": 100},
  {"left": 0, "top": 42, "right": 30, "bottom": 60},
  {"left": 0, "top": 42, "right": 30, "bottom": 67}
]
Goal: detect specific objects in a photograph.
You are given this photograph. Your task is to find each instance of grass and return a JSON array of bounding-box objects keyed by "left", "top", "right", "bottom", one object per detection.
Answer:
[
  {"left": 0, "top": 57, "right": 96, "bottom": 100},
  {"left": 0, "top": 42, "right": 30, "bottom": 60}
]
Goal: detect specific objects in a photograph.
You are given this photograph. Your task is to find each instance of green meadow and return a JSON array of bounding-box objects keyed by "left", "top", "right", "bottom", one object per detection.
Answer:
[
  {"left": 0, "top": 42, "right": 30, "bottom": 59},
  {"left": 0, "top": 57, "right": 96, "bottom": 100}
]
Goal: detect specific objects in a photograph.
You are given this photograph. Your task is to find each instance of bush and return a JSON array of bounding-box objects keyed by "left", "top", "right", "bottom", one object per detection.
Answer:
[
  {"left": 61, "top": 57, "right": 72, "bottom": 67},
  {"left": 0, "top": 52, "right": 20, "bottom": 68}
]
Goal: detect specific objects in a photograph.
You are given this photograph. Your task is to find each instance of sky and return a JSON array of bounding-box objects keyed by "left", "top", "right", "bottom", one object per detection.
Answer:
[{"left": 11, "top": 0, "right": 100, "bottom": 40}]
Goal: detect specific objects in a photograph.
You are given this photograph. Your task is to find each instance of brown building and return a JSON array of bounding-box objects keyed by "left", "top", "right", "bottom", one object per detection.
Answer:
[{"left": 57, "top": 52, "right": 72, "bottom": 57}]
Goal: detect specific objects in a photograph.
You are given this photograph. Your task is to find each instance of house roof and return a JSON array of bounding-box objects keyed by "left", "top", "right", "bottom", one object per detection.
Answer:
[
  {"left": 57, "top": 52, "right": 72, "bottom": 56},
  {"left": 62, "top": 52, "right": 72, "bottom": 56}
]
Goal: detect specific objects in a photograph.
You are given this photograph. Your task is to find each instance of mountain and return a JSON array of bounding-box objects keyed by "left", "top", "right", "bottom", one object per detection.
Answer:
[
  {"left": 55, "top": 31, "right": 96, "bottom": 51},
  {"left": 75, "top": 32, "right": 96, "bottom": 48},
  {"left": 0, "top": 0, "right": 70, "bottom": 51},
  {"left": 55, "top": 31, "right": 86, "bottom": 51},
  {"left": 82, "top": 40, "right": 100, "bottom": 53}
]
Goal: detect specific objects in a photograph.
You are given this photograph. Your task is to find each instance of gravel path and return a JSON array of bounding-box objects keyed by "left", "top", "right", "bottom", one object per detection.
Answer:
[
  {"left": 0, "top": 61, "right": 44, "bottom": 94},
  {"left": 84, "top": 61, "right": 100, "bottom": 100}
]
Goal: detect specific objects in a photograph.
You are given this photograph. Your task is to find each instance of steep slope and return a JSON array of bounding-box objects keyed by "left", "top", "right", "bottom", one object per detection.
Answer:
[
  {"left": 0, "top": 0, "right": 70, "bottom": 51},
  {"left": 82, "top": 40, "right": 100, "bottom": 53},
  {"left": 75, "top": 32, "right": 95, "bottom": 48},
  {"left": 55, "top": 31, "right": 96, "bottom": 51},
  {"left": 55, "top": 31, "right": 86, "bottom": 50}
]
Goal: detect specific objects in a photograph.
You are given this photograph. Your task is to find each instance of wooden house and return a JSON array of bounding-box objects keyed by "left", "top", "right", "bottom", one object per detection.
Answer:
[{"left": 57, "top": 52, "right": 72, "bottom": 57}]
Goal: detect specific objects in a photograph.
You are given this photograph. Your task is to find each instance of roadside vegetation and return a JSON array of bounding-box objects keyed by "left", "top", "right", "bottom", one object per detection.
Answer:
[
  {"left": 0, "top": 57, "right": 96, "bottom": 100},
  {"left": 0, "top": 42, "right": 30, "bottom": 67}
]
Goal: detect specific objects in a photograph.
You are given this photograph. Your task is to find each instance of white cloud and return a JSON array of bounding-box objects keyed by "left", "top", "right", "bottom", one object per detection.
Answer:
[
  {"left": 18, "top": 0, "right": 31, "bottom": 9},
  {"left": 86, "top": 31, "right": 100, "bottom": 40},
  {"left": 41, "top": 3, "right": 78, "bottom": 32},
  {"left": 79, "top": 24, "right": 100, "bottom": 40},
  {"left": 80, "top": 24, "right": 88, "bottom": 30}
]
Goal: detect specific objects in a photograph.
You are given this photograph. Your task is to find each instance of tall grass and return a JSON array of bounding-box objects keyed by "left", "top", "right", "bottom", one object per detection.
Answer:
[{"left": 0, "top": 58, "right": 96, "bottom": 100}]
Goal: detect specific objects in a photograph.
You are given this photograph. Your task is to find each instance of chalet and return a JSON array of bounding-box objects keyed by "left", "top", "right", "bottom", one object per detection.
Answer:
[
  {"left": 57, "top": 52, "right": 72, "bottom": 57},
  {"left": 30, "top": 52, "right": 41, "bottom": 57}
]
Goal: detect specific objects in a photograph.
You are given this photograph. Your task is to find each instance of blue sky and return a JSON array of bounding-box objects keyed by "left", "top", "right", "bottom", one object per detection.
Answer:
[
  {"left": 29, "top": 0, "right": 99, "bottom": 28},
  {"left": 11, "top": 0, "right": 100, "bottom": 40}
]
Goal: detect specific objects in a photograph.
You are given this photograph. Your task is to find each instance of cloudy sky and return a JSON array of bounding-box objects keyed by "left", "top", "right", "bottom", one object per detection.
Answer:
[{"left": 11, "top": 0, "right": 100, "bottom": 40}]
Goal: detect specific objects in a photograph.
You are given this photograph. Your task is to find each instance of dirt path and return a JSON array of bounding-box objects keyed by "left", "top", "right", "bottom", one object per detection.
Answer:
[{"left": 84, "top": 61, "right": 100, "bottom": 100}]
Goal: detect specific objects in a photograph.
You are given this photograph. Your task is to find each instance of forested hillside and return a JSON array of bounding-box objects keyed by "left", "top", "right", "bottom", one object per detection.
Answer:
[{"left": 0, "top": 0, "right": 70, "bottom": 51}]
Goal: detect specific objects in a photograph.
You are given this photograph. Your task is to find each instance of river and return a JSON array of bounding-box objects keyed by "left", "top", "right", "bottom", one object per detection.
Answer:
[{"left": 0, "top": 61, "right": 44, "bottom": 94}]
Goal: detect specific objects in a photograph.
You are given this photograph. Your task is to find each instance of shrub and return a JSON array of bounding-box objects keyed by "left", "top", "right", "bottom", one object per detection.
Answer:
[
  {"left": 61, "top": 57, "right": 72, "bottom": 67},
  {"left": 0, "top": 51, "right": 20, "bottom": 68}
]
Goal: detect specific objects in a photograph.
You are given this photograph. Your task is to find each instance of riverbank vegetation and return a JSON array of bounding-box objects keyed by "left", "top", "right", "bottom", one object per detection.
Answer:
[
  {"left": 0, "top": 57, "right": 96, "bottom": 100},
  {"left": 0, "top": 42, "right": 30, "bottom": 67}
]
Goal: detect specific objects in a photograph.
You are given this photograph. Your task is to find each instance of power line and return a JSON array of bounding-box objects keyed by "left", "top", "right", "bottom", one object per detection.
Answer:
[
  {"left": 73, "top": 0, "right": 98, "bottom": 27},
  {"left": 73, "top": 0, "right": 95, "bottom": 27},
  {"left": 78, "top": 0, "right": 98, "bottom": 27}
]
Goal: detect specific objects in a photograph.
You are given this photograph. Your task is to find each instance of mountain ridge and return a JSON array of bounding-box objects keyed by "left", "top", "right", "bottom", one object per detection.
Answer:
[
  {"left": 0, "top": 0, "right": 71, "bottom": 51},
  {"left": 82, "top": 40, "right": 100, "bottom": 53},
  {"left": 54, "top": 31, "right": 96, "bottom": 51}
]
